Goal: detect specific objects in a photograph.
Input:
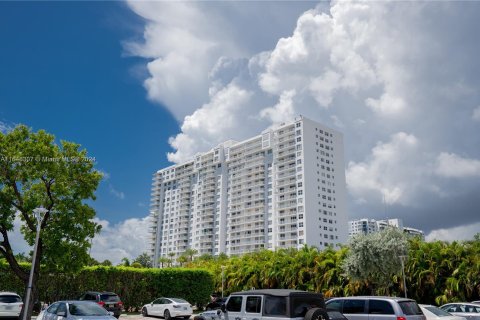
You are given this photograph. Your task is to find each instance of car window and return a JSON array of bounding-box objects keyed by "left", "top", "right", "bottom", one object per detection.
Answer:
[
  {"left": 171, "top": 298, "right": 188, "bottom": 304},
  {"left": 399, "top": 301, "right": 423, "bottom": 315},
  {"left": 326, "top": 300, "right": 343, "bottom": 313},
  {"left": 292, "top": 296, "right": 324, "bottom": 317},
  {"left": 264, "top": 296, "right": 287, "bottom": 316},
  {"left": 226, "top": 296, "right": 243, "bottom": 312},
  {"left": 0, "top": 295, "right": 22, "bottom": 303},
  {"left": 69, "top": 303, "right": 108, "bottom": 316},
  {"left": 424, "top": 306, "right": 451, "bottom": 317},
  {"left": 57, "top": 303, "right": 67, "bottom": 315},
  {"left": 246, "top": 296, "right": 262, "bottom": 314},
  {"left": 464, "top": 305, "right": 480, "bottom": 313},
  {"left": 153, "top": 299, "right": 162, "bottom": 305},
  {"left": 47, "top": 303, "right": 60, "bottom": 314},
  {"left": 343, "top": 300, "right": 366, "bottom": 314},
  {"left": 369, "top": 300, "right": 394, "bottom": 315},
  {"left": 100, "top": 294, "right": 120, "bottom": 302}
]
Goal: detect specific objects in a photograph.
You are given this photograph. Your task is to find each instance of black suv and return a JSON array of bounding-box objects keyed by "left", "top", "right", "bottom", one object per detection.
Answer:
[{"left": 79, "top": 291, "right": 123, "bottom": 318}]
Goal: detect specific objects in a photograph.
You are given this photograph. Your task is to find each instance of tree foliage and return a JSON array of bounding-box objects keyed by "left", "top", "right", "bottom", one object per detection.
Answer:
[
  {"left": 134, "top": 252, "right": 152, "bottom": 268},
  {"left": 0, "top": 125, "right": 102, "bottom": 319},
  {"left": 342, "top": 227, "right": 408, "bottom": 294}
]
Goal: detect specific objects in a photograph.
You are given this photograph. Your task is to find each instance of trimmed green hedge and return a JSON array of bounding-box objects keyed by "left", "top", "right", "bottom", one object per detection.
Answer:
[{"left": 0, "top": 262, "right": 214, "bottom": 311}]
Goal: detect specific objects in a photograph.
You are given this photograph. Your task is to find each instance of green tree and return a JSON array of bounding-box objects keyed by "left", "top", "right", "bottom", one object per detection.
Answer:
[
  {"left": 0, "top": 125, "right": 102, "bottom": 319},
  {"left": 131, "top": 262, "right": 142, "bottom": 268},
  {"left": 177, "top": 255, "right": 188, "bottom": 267},
  {"left": 101, "top": 259, "right": 113, "bottom": 266},
  {"left": 133, "top": 252, "right": 152, "bottom": 268},
  {"left": 120, "top": 257, "right": 130, "bottom": 266},
  {"left": 343, "top": 227, "right": 408, "bottom": 294},
  {"left": 184, "top": 248, "right": 198, "bottom": 262},
  {"left": 158, "top": 257, "right": 170, "bottom": 268}
]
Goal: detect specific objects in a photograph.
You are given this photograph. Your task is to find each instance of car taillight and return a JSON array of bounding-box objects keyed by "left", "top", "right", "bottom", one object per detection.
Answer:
[
  {"left": 19, "top": 304, "right": 23, "bottom": 309},
  {"left": 118, "top": 302, "right": 123, "bottom": 309},
  {"left": 98, "top": 301, "right": 105, "bottom": 306},
  {"left": 397, "top": 317, "right": 407, "bottom": 320}
]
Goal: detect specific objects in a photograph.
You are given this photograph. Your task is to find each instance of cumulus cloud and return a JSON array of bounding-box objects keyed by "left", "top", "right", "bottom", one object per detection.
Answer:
[
  {"left": 127, "top": 1, "right": 480, "bottom": 236},
  {"left": 346, "top": 132, "right": 429, "bottom": 205},
  {"left": 90, "top": 216, "right": 150, "bottom": 265},
  {"left": 426, "top": 222, "right": 480, "bottom": 242},
  {"left": 167, "top": 83, "right": 253, "bottom": 163},
  {"left": 434, "top": 153, "right": 480, "bottom": 178},
  {"left": 260, "top": 90, "right": 296, "bottom": 125}
]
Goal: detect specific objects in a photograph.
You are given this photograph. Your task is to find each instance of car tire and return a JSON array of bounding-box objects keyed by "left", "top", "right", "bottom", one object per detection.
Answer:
[
  {"left": 142, "top": 307, "right": 149, "bottom": 317},
  {"left": 193, "top": 316, "right": 206, "bottom": 320},
  {"left": 164, "top": 309, "right": 171, "bottom": 320},
  {"left": 304, "top": 308, "right": 329, "bottom": 320}
]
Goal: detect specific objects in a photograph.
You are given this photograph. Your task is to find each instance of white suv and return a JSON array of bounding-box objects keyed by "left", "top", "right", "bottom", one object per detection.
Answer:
[{"left": 0, "top": 292, "right": 23, "bottom": 318}]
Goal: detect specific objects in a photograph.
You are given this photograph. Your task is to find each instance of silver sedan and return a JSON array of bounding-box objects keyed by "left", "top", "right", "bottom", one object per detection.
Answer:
[{"left": 39, "top": 301, "right": 116, "bottom": 320}]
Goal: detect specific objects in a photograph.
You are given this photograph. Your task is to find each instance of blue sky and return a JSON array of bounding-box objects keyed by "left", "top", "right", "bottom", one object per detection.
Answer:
[
  {"left": 0, "top": 2, "right": 178, "bottom": 224},
  {"left": 2, "top": 1, "right": 480, "bottom": 264}
]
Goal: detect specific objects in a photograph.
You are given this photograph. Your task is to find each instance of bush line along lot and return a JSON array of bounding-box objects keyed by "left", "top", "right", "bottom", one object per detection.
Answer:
[{"left": 0, "top": 263, "right": 214, "bottom": 311}]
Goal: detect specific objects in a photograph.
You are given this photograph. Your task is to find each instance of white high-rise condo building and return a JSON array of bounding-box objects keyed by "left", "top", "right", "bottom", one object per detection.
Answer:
[{"left": 149, "top": 116, "right": 348, "bottom": 266}]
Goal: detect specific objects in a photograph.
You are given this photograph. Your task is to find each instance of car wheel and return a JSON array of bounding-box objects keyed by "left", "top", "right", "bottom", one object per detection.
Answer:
[
  {"left": 164, "top": 309, "right": 171, "bottom": 320},
  {"left": 304, "top": 308, "right": 329, "bottom": 320},
  {"left": 142, "top": 307, "right": 149, "bottom": 317},
  {"left": 193, "top": 316, "right": 205, "bottom": 320}
]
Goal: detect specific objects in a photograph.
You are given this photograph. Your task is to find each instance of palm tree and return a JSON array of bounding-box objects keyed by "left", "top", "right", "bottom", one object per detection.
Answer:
[{"left": 158, "top": 257, "right": 170, "bottom": 268}]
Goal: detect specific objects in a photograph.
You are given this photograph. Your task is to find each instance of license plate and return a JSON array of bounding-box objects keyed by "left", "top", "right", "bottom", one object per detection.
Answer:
[
  {"left": 5, "top": 306, "right": 13, "bottom": 310},
  {"left": 183, "top": 307, "right": 187, "bottom": 310}
]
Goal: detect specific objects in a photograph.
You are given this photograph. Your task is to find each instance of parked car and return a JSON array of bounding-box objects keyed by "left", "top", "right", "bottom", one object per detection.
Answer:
[
  {"left": 420, "top": 304, "right": 467, "bottom": 320},
  {"left": 0, "top": 292, "right": 23, "bottom": 319},
  {"left": 472, "top": 303, "right": 480, "bottom": 306},
  {"left": 326, "top": 296, "right": 426, "bottom": 320},
  {"left": 38, "top": 300, "right": 116, "bottom": 320},
  {"left": 79, "top": 292, "right": 123, "bottom": 318},
  {"left": 141, "top": 298, "right": 193, "bottom": 320},
  {"left": 440, "top": 303, "right": 480, "bottom": 320}
]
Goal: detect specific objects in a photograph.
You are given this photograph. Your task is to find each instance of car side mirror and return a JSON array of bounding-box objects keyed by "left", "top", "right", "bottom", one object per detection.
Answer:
[{"left": 221, "top": 304, "right": 226, "bottom": 313}]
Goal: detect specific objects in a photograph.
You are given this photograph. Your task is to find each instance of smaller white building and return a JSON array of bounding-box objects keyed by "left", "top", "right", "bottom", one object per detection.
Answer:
[{"left": 348, "top": 218, "right": 424, "bottom": 240}]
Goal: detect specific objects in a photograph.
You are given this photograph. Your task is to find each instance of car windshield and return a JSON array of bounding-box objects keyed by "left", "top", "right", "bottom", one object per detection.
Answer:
[
  {"left": 100, "top": 295, "right": 120, "bottom": 302},
  {"left": 0, "top": 295, "right": 22, "bottom": 303},
  {"left": 399, "top": 301, "right": 423, "bottom": 315},
  {"left": 170, "top": 298, "right": 188, "bottom": 304},
  {"left": 69, "top": 303, "right": 109, "bottom": 316},
  {"left": 425, "top": 307, "right": 451, "bottom": 317}
]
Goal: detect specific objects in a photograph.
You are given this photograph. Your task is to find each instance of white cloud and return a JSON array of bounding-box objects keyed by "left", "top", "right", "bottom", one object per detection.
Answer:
[
  {"left": 473, "top": 106, "right": 480, "bottom": 122},
  {"left": 108, "top": 185, "right": 125, "bottom": 200},
  {"left": 434, "top": 152, "right": 480, "bottom": 178},
  {"left": 127, "top": 1, "right": 480, "bottom": 236},
  {"left": 167, "top": 83, "right": 253, "bottom": 163},
  {"left": 7, "top": 215, "right": 31, "bottom": 255},
  {"left": 260, "top": 90, "right": 296, "bottom": 125},
  {"left": 90, "top": 217, "right": 150, "bottom": 265},
  {"left": 346, "top": 132, "right": 425, "bottom": 205},
  {"left": 426, "top": 222, "right": 480, "bottom": 242}
]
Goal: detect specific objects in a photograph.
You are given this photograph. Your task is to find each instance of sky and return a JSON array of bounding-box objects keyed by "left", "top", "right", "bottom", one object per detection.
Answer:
[{"left": 1, "top": 1, "right": 480, "bottom": 265}]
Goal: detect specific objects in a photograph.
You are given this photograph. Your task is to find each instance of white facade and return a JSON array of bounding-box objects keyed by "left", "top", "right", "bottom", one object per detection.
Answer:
[
  {"left": 348, "top": 218, "right": 425, "bottom": 240},
  {"left": 149, "top": 116, "right": 348, "bottom": 266}
]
